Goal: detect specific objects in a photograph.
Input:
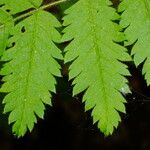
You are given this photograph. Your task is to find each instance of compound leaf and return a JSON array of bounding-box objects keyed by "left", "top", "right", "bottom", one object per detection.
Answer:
[
  {"left": 62, "top": 0, "right": 130, "bottom": 135},
  {"left": 0, "top": 9, "right": 62, "bottom": 137},
  {"left": 119, "top": 0, "right": 150, "bottom": 84}
]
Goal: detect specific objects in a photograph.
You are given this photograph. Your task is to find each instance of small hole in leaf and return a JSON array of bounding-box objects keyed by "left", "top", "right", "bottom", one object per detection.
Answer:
[
  {"left": 21, "top": 26, "right": 26, "bottom": 33},
  {"left": 12, "top": 42, "right": 15, "bottom": 47},
  {"left": 6, "top": 9, "right": 10, "bottom": 12}
]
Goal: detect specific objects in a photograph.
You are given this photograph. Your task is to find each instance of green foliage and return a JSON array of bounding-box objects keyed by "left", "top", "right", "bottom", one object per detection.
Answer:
[
  {"left": 0, "top": 9, "right": 13, "bottom": 56},
  {"left": 119, "top": 0, "right": 150, "bottom": 84},
  {"left": 0, "top": 0, "right": 149, "bottom": 137},
  {"left": 59, "top": 0, "right": 77, "bottom": 11},
  {"left": 0, "top": 0, "right": 43, "bottom": 56},
  {"left": 0, "top": 0, "right": 62, "bottom": 137},
  {"left": 62, "top": 0, "right": 130, "bottom": 135},
  {"left": 0, "top": 0, "right": 42, "bottom": 13}
]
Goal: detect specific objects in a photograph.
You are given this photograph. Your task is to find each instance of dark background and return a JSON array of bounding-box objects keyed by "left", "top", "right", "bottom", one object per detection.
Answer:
[{"left": 0, "top": 0, "right": 150, "bottom": 150}]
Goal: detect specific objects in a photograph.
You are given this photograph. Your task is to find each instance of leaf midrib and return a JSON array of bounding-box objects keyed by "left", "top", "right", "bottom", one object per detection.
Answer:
[
  {"left": 19, "top": 12, "right": 38, "bottom": 131},
  {"left": 86, "top": 0, "right": 108, "bottom": 124}
]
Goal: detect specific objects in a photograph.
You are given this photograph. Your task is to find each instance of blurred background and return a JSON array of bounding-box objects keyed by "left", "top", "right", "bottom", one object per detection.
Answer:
[{"left": 0, "top": 0, "right": 150, "bottom": 150}]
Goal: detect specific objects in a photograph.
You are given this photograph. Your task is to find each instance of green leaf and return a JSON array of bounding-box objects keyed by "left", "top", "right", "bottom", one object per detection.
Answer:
[
  {"left": 0, "top": 9, "right": 13, "bottom": 56},
  {"left": 0, "top": 0, "right": 43, "bottom": 56},
  {"left": 119, "top": 0, "right": 150, "bottom": 84},
  {"left": 62, "top": 0, "right": 130, "bottom": 135},
  {"left": 0, "top": 10, "right": 62, "bottom": 137},
  {"left": 59, "top": 0, "right": 77, "bottom": 11},
  {"left": 0, "top": 0, "right": 42, "bottom": 14}
]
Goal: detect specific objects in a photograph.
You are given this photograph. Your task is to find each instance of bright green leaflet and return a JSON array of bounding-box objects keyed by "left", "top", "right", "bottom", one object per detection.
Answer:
[
  {"left": 119, "top": 0, "right": 150, "bottom": 84},
  {"left": 0, "top": 9, "right": 62, "bottom": 137},
  {"left": 62, "top": 0, "right": 130, "bottom": 135}
]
